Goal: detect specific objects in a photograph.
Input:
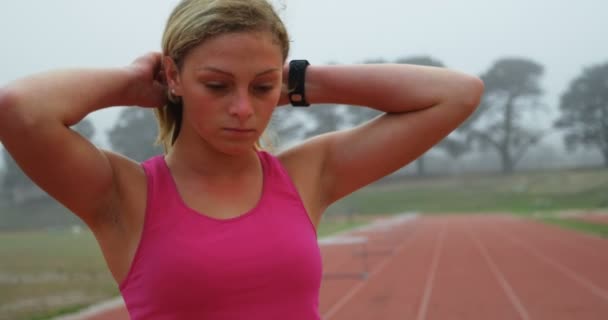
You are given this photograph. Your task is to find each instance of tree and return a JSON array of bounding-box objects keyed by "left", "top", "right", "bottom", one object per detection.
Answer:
[
  {"left": 554, "top": 61, "right": 608, "bottom": 167},
  {"left": 304, "top": 104, "right": 347, "bottom": 137},
  {"left": 108, "top": 108, "right": 163, "bottom": 161},
  {"left": 73, "top": 118, "right": 96, "bottom": 141},
  {"left": 268, "top": 107, "right": 310, "bottom": 149},
  {"left": 467, "top": 57, "right": 545, "bottom": 174},
  {"left": 270, "top": 104, "right": 345, "bottom": 149},
  {"left": 436, "top": 136, "right": 469, "bottom": 159}
]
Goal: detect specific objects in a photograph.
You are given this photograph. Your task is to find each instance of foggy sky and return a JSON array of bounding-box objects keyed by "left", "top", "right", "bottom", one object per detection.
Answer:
[{"left": 1, "top": 0, "right": 606, "bottom": 148}]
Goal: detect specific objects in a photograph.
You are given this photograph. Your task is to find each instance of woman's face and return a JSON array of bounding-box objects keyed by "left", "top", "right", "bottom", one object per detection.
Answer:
[{"left": 168, "top": 31, "right": 284, "bottom": 155}]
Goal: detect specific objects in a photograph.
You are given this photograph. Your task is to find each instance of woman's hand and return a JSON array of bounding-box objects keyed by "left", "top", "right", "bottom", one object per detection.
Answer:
[{"left": 126, "top": 52, "right": 168, "bottom": 108}]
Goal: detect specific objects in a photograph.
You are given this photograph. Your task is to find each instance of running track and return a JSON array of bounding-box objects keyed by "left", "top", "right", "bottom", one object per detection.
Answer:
[{"left": 59, "top": 214, "right": 608, "bottom": 320}]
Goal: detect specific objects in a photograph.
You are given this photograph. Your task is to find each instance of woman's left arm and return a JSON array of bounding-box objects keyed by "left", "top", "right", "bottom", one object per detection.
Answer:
[{"left": 280, "top": 63, "right": 484, "bottom": 210}]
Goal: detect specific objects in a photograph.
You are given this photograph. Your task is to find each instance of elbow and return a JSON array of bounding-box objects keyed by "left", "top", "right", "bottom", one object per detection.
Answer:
[
  {"left": 0, "top": 86, "right": 13, "bottom": 110},
  {"left": 0, "top": 86, "right": 18, "bottom": 125},
  {"left": 440, "top": 75, "right": 484, "bottom": 123},
  {"left": 461, "top": 75, "right": 484, "bottom": 112},
  {"left": 0, "top": 86, "right": 45, "bottom": 136}
]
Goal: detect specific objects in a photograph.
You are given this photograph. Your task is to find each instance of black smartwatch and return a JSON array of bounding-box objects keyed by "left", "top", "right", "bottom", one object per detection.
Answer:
[{"left": 288, "top": 59, "right": 310, "bottom": 107}]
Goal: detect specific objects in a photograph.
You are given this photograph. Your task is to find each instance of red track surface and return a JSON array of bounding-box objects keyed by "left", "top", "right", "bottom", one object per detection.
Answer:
[{"left": 71, "top": 215, "right": 608, "bottom": 320}]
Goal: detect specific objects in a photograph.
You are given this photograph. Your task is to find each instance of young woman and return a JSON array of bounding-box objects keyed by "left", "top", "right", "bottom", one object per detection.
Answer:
[{"left": 0, "top": 0, "right": 483, "bottom": 318}]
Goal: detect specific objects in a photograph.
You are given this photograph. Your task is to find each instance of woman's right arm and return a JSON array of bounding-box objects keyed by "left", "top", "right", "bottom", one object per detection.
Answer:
[{"left": 0, "top": 53, "right": 165, "bottom": 227}]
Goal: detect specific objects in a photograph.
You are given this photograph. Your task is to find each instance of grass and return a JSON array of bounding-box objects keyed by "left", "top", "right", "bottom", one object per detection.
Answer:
[
  {"left": 540, "top": 217, "right": 608, "bottom": 238},
  {"left": 0, "top": 230, "right": 118, "bottom": 320},
  {"left": 27, "top": 304, "right": 87, "bottom": 320},
  {"left": 317, "top": 216, "right": 371, "bottom": 237},
  {"left": 328, "top": 168, "right": 608, "bottom": 215}
]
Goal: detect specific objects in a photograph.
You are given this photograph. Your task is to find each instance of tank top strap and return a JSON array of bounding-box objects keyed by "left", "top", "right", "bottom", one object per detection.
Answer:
[
  {"left": 257, "top": 151, "right": 308, "bottom": 211},
  {"left": 140, "top": 155, "right": 182, "bottom": 229},
  {"left": 257, "top": 151, "right": 290, "bottom": 186}
]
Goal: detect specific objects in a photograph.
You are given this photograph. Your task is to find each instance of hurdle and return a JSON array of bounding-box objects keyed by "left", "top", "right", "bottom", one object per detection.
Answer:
[
  {"left": 319, "top": 235, "right": 370, "bottom": 280},
  {"left": 319, "top": 212, "right": 418, "bottom": 281},
  {"left": 351, "top": 212, "right": 418, "bottom": 257}
]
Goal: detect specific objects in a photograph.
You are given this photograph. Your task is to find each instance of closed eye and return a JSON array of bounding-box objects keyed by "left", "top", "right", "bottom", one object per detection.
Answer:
[
  {"left": 205, "top": 82, "right": 228, "bottom": 91},
  {"left": 253, "top": 85, "right": 274, "bottom": 93}
]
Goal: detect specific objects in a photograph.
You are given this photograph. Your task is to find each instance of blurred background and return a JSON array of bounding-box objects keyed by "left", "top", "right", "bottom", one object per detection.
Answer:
[{"left": 1, "top": 0, "right": 607, "bottom": 319}]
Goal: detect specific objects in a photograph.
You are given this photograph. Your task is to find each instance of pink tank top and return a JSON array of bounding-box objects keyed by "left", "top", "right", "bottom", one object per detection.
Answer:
[{"left": 119, "top": 151, "right": 322, "bottom": 319}]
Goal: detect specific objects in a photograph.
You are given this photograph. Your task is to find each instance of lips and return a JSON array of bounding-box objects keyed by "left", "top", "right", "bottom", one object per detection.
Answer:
[
  {"left": 222, "top": 128, "right": 257, "bottom": 137},
  {"left": 223, "top": 128, "right": 256, "bottom": 132}
]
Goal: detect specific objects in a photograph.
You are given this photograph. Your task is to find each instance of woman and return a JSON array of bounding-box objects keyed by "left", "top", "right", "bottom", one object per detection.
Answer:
[{"left": 0, "top": 0, "right": 483, "bottom": 318}]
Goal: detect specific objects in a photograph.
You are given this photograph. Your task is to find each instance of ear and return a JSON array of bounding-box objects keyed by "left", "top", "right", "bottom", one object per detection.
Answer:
[{"left": 163, "top": 56, "right": 183, "bottom": 96}]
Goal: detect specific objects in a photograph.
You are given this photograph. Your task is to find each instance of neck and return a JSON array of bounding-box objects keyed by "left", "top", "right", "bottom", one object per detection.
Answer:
[{"left": 165, "top": 134, "right": 260, "bottom": 180}]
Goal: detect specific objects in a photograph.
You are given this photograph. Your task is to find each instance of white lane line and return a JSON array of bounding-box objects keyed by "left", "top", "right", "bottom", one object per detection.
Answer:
[
  {"left": 467, "top": 226, "right": 530, "bottom": 320},
  {"left": 415, "top": 221, "right": 447, "bottom": 320},
  {"left": 322, "top": 222, "right": 423, "bottom": 320},
  {"left": 495, "top": 226, "right": 608, "bottom": 303}
]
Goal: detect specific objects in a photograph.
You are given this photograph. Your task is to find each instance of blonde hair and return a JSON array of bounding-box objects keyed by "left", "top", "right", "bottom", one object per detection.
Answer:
[{"left": 155, "top": 0, "right": 290, "bottom": 152}]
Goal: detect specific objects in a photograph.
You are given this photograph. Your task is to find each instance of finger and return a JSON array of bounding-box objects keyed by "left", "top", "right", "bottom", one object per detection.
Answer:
[
  {"left": 144, "top": 51, "right": 162, "bottom": 62},
  {"left": 131, "top": 52, "right": 161, "bottom": 68},
  {"left": 154, "top": 62, "right": 166, "bottom": 85}
]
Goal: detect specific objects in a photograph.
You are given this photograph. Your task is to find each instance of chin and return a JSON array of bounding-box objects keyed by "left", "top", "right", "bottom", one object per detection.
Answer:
[{"left": 215, "top": 141, "right": 258, "bottom": 156}]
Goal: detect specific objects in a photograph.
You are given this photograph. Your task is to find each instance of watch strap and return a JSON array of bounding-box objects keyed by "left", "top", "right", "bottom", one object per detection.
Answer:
[{"left": 288, "top": 59, "right": 310, "bottom": 107}]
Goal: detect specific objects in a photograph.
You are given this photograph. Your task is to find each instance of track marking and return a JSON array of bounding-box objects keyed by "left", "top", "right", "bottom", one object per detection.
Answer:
[
  {"left": 467, "top": 226, "right": 530, "bottom": 320},
  {"left": 322, "top": 221, "right": 423, "bottom": 320},
  {"left": 495, "top": 226, "right": 608, "bottom": 303},
  {"left": 415, "top": 221, "right": 447, "bottom": 320}
]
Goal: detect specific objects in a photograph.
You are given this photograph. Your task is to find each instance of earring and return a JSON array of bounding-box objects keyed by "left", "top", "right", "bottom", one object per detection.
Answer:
[{"left": 167, "top": 89, "right": 181, "bottom": 104}]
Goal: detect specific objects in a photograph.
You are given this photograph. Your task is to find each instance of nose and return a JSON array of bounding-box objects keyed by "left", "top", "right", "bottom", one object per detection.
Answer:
[{"left": 229, "top": 89, "right": 254, "bottom": 120}]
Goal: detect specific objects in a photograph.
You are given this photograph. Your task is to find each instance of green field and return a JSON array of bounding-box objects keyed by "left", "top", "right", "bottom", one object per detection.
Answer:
[
  {"left": 0, "top": 230, "right": 117, "bottom": 320},
  {"left": 1, "top": 168, "right": 607, "bottom": 319},
  {"left": 328, "top": 168, "right": 608, "bottom": 215},
  {"left": 541, "top": 217, "right": 608, "bottom": 238}
]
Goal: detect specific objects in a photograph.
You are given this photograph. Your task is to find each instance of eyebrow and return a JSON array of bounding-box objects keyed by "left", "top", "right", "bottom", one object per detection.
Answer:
[{"left": 197, "top": 66, "right": 280, "bottom": 77}]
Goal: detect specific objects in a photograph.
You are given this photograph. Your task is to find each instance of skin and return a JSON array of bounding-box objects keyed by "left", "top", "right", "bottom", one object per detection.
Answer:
[{"left": 0, "top": 30, "right": 484, "bottom": 285}]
